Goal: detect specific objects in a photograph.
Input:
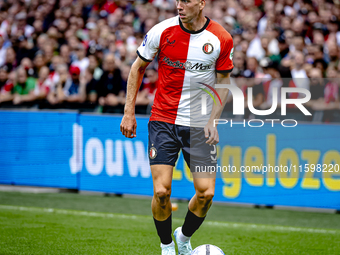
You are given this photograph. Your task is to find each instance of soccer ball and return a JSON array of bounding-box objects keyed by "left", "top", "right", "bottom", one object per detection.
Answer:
[{"left": 191, "top": 244, "right": 225, "bottom": 255}]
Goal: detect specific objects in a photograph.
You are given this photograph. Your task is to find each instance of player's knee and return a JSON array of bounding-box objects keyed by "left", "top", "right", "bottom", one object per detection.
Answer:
[
  {"left": 197, "top": 189, "right": 214, "bottom": 205},
  {"left": 155, "top": 187, "right": 171, "bottom": 204}
]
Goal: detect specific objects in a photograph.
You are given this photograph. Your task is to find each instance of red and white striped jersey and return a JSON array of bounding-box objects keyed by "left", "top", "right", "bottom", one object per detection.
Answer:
[{"left": 137, "top": 16, "right": 234, "bottom": 127}]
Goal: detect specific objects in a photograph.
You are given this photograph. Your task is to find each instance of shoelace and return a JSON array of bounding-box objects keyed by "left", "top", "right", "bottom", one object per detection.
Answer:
[
  {"left": 162, "top": 246, "right": 174, "bottom": 254},
  {"left": 179, "top": 241, "right": 191, "bottom": 251}
]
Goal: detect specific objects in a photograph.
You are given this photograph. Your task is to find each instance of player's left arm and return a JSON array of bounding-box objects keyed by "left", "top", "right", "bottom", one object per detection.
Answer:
[{"left": 204, "top": 72, "right": 230, "bottom": 145}]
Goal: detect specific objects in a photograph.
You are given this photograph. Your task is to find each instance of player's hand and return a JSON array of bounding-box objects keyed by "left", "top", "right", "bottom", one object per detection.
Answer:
[
  {"left": 120, "top": 114, "right": 137, "bottom": 138},
  {"left": 204, "top": 121, "right": 219, "bottom": 145}
]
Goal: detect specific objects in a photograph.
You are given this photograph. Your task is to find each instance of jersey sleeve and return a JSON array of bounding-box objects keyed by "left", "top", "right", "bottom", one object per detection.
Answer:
[
  {"left": 137, "top": 25, "right": 161, "bottom": 62},
  {"left": 216, "top": 34, "right": 234, "bottom": 73}
]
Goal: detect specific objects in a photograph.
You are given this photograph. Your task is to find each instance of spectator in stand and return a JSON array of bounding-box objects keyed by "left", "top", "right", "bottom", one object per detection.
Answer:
[
  {"left": 223, "top": 16, "right": 235, "bottom": 33},
  {"left": 47, "top": 65, "right": 86, "bottom": 106},
  {"left": 314, "top": 58, "right": 328, "bottom": 77},
  {"left": 92, "top": 0, "right": 118, "bottom": 15},
  {"left": 120, "top": 63, "right": 130, "bottom": 94},
  {"left": 60, "top": 44, "right": 71, "bottom": 67},
  {"left": 72, "top": 43, "right": 89, "bottom": 74},
  {"left": 86, "top": 22, "right": 100, "bottom": 53},
  {"left": 12, "top": 66, "right": 37, "bottom": 105},
  {"left": 258, "top": 0, "right": 275, "bottom": 36},
  {"left": 312, "top": 45, "right": 325, "bottom": 63},
  {"left": 33, "top": 66, "right": 51, "bottom": 102},
  {"left": 43, "top": 43, "right": 55, "bottom": 67},
  {"left": 324, "top": 66, "right": 339, "bottom": 106},
  {"left": 0, "top": 0, "right": 338, "bottom": 118},
  {"left": 233, "top": 50, "right": 246, "bottom": 74},
  {"left": 14, "top": 35, "right": 36, "bottom": 65},
  {"left": 11, "top": 12, "right": 34, "bottom": 38},
  {"left": 36, "top": 34, "right": 48, "bottom": 51},
  {"left": 260, "top": 35, "right": 270, "bottom": 58},
  {"left": 88, "top": 54, "right": 103, "bottom": 81},
  {"left": 292, "top": 36, "right": 305, "bottom": 53},
  {"left": 327, "top": 16, "right": 340, "bottom": 46},
  {"left": 33, "top": 51, "right": 46, "bottom": 78},
  {"left": 242, "top": 70, "right": 265, "bottom": 109},
  {"left": 20, "top": 57, "right": 34, "bottom": 76},
  {"left": 327, "top": 42, "right": 339, "bottom": 67},
  {"left": 85, "top": 67, "right": 98, "bottom": 104},
  {"left": 61, "top": 65, "right": 86, "bottom": 104},
  {"left": 50, "top": 55, "right": 63, "bottom": 73},
  {"left": 246, "top": 57, "right": 265, "bottom": 81},
  {"left": 136, "top": 68, "right": 158, "bottom": 106},
  {"left": 96, "top": 53, "right": 124, "bottom": 107},
  {"left": 47, "top": 64, "right": 68, "bottom": 105},
  {"left": 246, "top": 26, "right": 264, "bottom": 61},
  {"left": 277, "top": 35, "right": 289, "bottom": 61},
  {"left": 305, "top": 68, "right": 325, "bottom": 110},
  {"left": 291, "top": 51, "right": 310, "bottom": 90},
  {"left": 259, "top": 59, "right": 282, "bottom": 109},
  {"left": 0, "top": 34, "right": 8, "bottom": 67},
  {"left": 0, "top": 66, "right": 14, "bottom": 104}
]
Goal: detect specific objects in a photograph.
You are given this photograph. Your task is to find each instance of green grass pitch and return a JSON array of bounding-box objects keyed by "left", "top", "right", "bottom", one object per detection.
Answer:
[{"left": 0, "top": 191, "right": 339, "bottom": 254}]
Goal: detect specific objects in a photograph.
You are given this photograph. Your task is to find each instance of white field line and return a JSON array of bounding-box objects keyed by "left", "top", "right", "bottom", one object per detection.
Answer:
[{"left": 0, "top": 204, "right": 339, "bottom": 235}]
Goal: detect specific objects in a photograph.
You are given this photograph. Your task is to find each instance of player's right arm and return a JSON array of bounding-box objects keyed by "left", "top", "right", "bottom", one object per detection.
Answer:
[
  {"left": 121, "top": 22, "right": 161, "bottom": 138},
  {"left": 120, "top": 57, "right": 150, "bottom": 138}
]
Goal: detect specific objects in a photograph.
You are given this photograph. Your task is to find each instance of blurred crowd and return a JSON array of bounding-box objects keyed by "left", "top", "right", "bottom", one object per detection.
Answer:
[{"left": 0, "top": 0, "right": 339, "bottom": 117}]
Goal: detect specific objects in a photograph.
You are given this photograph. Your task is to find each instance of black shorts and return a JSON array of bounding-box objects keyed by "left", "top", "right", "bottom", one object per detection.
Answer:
[{"left": 148, "top": 121, "right": 217, "bottom": 171}]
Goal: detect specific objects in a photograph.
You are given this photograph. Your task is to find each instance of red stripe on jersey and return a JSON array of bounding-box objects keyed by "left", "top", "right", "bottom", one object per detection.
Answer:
[
  {"left": 206, "top": 20, "right": 234, "bottom": 72},
  {"left": 149, "top": 25, "right": 190, "bottom": 124}
]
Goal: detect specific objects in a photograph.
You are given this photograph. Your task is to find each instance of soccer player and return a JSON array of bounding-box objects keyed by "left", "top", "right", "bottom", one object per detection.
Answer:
[{"left": 120, "top": 0, "right": 234, "bottom": 254}]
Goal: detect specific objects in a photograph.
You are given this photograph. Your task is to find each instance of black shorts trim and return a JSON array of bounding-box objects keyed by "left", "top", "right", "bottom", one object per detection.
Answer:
[{"left": 150, "top": 161, "right": 176, "bottom": 166}]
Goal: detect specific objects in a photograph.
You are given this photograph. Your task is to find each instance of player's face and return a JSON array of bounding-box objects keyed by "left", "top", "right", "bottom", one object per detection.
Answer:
[{"left": 176, "top": 0, "right": 202, "bottom": 23}]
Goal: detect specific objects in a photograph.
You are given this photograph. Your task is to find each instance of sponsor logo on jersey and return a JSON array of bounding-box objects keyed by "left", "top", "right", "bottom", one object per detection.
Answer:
[
  {"left": 229, "top": 47, "right": 234, "bottom": 60},
  {"left": 163, "top": 57, "right": 212, "bottom": 70},
  {"left": 184, "top": 61, "right": 192, "bottom": 69},
  {"left": 149, "top": 147, "right": 157, "bottom": 159},
  {"left": 202, "top": 43, "right": 214, "bottom": 54},
  {"left": 142, "top": 35, "right": 148, "bottom": 46},
  {"left": 166, "top": 38, "right": 176, "bottom": 45}
]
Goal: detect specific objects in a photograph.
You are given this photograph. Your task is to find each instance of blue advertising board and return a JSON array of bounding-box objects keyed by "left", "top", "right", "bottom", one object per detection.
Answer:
[
  {"left": 0, "top": 111, "right": 78, "bottom": 188},
  {"left": 1, "top": 111, "right": 339, "bottom": 209},
  {"left": 77, "top": 114, "right": 154, "bottom": 195}
]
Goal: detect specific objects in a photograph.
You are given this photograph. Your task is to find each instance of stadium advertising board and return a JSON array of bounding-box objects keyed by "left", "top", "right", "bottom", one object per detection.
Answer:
[
  {"left": 0, "top": 111, "right": 78, "bottom": 188},
  {"left": 0, "top": 111, "right": 339, "bottom": 209},
  {"left": 76, "top": 114, "right": 340, "bottom": 210}
]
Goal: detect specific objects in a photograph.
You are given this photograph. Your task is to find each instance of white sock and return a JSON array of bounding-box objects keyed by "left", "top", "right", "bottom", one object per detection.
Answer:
[
  {"left": 161, "top": 240, "right": 174, "bottom": 247},
  {"left": 178, "top": 228, "right": 190, "bottom": 242}
]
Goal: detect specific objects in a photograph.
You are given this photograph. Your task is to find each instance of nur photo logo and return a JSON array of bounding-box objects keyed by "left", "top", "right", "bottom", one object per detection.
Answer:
[{"left": 199, "top": 81, "right": 312, "bottom": 128}]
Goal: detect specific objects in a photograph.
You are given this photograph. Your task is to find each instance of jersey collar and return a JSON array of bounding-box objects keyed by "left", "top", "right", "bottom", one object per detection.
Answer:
[{"left": 179, "top": 16, "right": 210, "bottom": 34}]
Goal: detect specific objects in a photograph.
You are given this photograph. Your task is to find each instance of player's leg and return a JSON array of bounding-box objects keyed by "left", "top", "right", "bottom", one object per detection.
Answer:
[
  {"left": 175, "top": 176, "right": 215, "bottom": 254},
  {"left": 188, "top": 174, "right": 215, "bottom": 217},
  {"left": 148, "top": 121, "right": 180, "bottom": 254},
  {"left": 185, "top": 175, "right": 215, "bottom": 230},
  {"left": 174, "top": 126, "right": 216, "bottom": 254},
  {"left": 151, "top": 164, "right": 173, "bottom": 246}
]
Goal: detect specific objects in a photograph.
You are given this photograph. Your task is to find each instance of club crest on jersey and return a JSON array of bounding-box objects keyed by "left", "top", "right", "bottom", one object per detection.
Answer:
[
  {"left": 143, "top": 35, "right": 148, "bottom": 46},
  {"left": 149, "top": 147, "right": 157, "bottom": 159},
  {"left": 202, "top": 43, "right": 214, "bottom": 54}
]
